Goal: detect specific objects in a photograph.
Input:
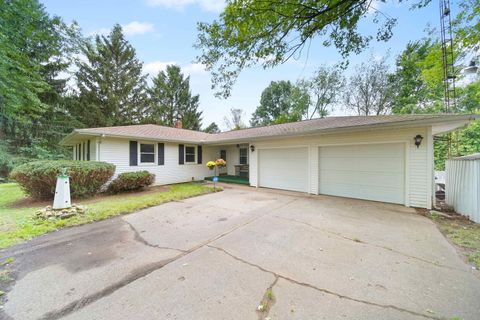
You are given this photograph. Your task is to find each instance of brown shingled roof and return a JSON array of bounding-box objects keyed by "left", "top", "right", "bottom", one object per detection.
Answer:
[
  {"left": 76, "top": 124, "right": 209, "bottom": 143},
  {"left": 204, "top": 114, "right": 477, "bottom": 143},
  {"left": 61, "top": 114, "right": 477, "bottom": 145}
]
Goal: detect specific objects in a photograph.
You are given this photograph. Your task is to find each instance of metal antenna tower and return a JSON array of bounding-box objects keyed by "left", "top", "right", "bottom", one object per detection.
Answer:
[{"left": 439, "top": 0, "right": 456, "bottom": 113}]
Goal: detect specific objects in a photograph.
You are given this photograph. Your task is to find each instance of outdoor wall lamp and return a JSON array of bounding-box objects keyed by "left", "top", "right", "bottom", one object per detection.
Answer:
[
  {"left": 250, "top": 145, "right": 255, "bottom": 152},
  {"left": 414, "top": 134, "right": 423, "bottom": 148}
]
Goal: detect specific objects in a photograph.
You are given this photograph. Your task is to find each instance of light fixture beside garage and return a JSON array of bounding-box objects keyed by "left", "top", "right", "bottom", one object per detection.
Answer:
[
  {"left": 414, "top": 135, "right": 423, "bottom": 148},
  {"left": 250, "top": 145, "right": 255, "bottom": 152}
]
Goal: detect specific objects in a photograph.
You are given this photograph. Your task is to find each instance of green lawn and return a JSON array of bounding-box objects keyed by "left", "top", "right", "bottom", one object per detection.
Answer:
[
  {"left": 431, "top": 212, "right": 480, "bottom": 269},
  {"left": 0, "top": 182, "right": 217, "bottom": 249}
]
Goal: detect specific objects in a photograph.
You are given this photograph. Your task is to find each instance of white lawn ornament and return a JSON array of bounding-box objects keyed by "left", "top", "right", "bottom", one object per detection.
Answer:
[{"left": 53, "top": 168, "right": 71, "bottom": 209}]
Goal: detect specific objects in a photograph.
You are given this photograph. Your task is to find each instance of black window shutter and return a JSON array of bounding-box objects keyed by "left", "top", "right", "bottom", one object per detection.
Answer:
[
  {"left": 197, "top": 145, "right": 202, "bottom": 164},
  {"left": 87, "top": 140, "right": 91, "bottom": 161},
  {"left": 83, "top": 142, "right": 86, "bottom": 160},
  {"left": 129, "top": 141, "right": 138, "bottom": 166},
  {"left": 178, "top": 144, "right": 184, "bottom": 165},
  {"left": 158, "top": 143, "right": 165, "bottom": 165}
]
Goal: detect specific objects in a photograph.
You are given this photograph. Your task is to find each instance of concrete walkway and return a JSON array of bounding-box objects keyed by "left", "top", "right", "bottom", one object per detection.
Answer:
[{"left": 1, "top": 185, "right": 479, "bottom": 320}]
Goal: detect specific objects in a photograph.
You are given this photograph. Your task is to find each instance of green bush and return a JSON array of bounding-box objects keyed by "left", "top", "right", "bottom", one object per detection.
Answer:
[
  {"left": 108, "top": 171, "right": 155, "bottom": 193},
  {"left": 10, "top": 160, "right": 115, "bottom": 199}
]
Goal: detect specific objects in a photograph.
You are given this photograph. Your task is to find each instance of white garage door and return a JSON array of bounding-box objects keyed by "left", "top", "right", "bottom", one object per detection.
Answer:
[
  {"left": 319, "top": 143, "right": 405, "bottom": 204},
  {"left": 258, "top": 147, "right": 309, "bottom": 192}
]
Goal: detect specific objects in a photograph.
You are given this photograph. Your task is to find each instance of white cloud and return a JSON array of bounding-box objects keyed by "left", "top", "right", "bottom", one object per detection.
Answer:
[
  {"left": 88, "top": 28, "right": 110, "bottom": 37},
  {"left": 183, "top": 63, "right": 207, "bottom": 74},
  {"left": 122, "top": 21, "right": 155, "bottom": 36},
  {"left": 144, "top": 61, "right": 208, "bottom": 77},
  {"left": 89, "top": 22, "right": 155, "bottom": 37},
  {"left": 144, "top": 61, "right": 177, "bottom": 76},
  {"left": 146, "top": 0, "right": 225, "bottom": 12}
]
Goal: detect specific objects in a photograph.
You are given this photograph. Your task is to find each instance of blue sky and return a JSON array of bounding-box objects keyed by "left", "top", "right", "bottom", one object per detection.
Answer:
[{"left": 41, "top": 0, "right": 456, "bottom": 130}]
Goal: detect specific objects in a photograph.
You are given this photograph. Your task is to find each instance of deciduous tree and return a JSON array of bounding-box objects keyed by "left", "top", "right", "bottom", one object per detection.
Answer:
[
  {"left": 224, "top": 108, "right": 246, "bottom": 130},
  {"left": 250, "top": 81, "right": 309, "bottom": 126},
  {"left": 300, "top": 65, "right": 345, "bottom": 118},
  {"left": 344, "top": 56, "right": 395, "bottom": 116},
  {"left": 195, "top": 0, "right": 424, "bottom": 98}
]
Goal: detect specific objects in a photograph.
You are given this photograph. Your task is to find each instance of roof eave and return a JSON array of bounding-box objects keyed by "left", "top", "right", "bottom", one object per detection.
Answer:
[
  {"left": 61, "top": 131, "right": 208, "bottom": 145},
  {"left": 204, "top": 114, "right": 479, "bottom": 144},
  {"left": 60, "top": 114, "right": 478, "bottom": 146}
]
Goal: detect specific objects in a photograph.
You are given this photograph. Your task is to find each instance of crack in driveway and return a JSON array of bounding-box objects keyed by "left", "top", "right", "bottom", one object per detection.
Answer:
[
  {"left": 38, "top": 198, "right": 298, "bottom": 320},
  {"left": 256, "top": 276, "right": 278, "bottom": 320},
  {"left": 124, "top": 220, "right": 187, "bottom": 252},
  {"left": 272, "top": 215, "right": 466, "bottom": 272},
  {"left": 207, "top": 245, "right": 443, "bottom": 320}
]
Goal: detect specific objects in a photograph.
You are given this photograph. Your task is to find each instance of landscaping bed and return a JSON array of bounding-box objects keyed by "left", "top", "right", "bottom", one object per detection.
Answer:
[{"left": 0, "top": 182, "right": 218, "bottom": 249}]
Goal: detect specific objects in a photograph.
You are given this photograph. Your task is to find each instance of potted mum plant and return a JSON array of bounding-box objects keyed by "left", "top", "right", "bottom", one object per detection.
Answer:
[{"left": 206, "top": 159, "right": 227, "bottom": 189}]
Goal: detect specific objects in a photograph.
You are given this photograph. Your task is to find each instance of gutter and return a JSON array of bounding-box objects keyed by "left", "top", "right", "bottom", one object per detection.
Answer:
[
  {"left": 60, "top": 130, "right": 206, "bottom": 146},
  {"left": 60, "top": 114, "right": 479, "bottom": 146},
  {"left": 203, "top": 114, "right": 479, "bottom": 145}
]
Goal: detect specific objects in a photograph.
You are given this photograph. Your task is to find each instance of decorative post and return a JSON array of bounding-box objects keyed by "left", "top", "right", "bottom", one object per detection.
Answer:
[{"left": 53, "top": 168, "right": 71, "bottom": 209}]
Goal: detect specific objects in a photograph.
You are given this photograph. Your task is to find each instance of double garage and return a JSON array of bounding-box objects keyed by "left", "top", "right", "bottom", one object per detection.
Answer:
[{"left": 257, "top": 143, "right": 406, "bottom": 205}]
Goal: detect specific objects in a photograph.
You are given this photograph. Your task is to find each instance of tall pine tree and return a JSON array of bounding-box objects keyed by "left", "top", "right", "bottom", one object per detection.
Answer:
[
  {"left": 74, "top": 24, "right": 149, "bottom": 127},
  {"left": 0, "top": 0, "right": 82, "bottom": 175},
  {"left": 147, "top": 65, "right": 202, "bottom": 130}
]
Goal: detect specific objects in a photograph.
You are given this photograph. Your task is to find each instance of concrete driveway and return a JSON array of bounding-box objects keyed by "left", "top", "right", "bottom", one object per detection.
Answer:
[{"left": 1, "top": 185, "right": 480, "bottom": 320}]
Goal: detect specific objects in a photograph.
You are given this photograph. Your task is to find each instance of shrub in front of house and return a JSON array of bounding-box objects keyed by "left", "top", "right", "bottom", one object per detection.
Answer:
[
  {"left": 10, "top": 160, "right": 115, "bottom": 199},
  {"left": 108, "top": 171, "right": 155, "bottom": 193}
]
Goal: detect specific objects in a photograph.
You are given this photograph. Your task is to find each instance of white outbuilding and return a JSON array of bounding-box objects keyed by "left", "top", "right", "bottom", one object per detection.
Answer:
[{"left": 446, "top": 153, "right": 480, "bottom": 223}]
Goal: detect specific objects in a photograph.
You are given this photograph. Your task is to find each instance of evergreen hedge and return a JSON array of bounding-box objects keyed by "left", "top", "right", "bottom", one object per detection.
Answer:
[
  {"left": 10, "top": 160, "right": 115, "bottom": 199},
  {"left": 108, "top": 171, "right": 155, "bottom": 193}
]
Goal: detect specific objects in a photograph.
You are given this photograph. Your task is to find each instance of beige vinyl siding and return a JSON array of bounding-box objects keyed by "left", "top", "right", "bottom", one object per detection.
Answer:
[
  {"left": 98, "top": 138, "right": 212, "bottom": 185},
  {"left": 249, "top": 126, "right": 432, "bottom": 208},
  {"left": 72, "top": 139, "right": 96, "bottom": 161},
  {"left": 89, "top": 138, "right": 97, "bottom": 161}
]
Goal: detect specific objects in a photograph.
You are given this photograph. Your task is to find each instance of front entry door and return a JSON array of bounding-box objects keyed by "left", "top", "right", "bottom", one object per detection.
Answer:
[{"left": 219, "top": 150, "right": 227, "bottom": 175}]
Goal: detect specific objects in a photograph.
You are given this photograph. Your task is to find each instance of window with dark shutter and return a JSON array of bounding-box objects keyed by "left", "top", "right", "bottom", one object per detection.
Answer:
[
  {"left": 83, "top": 142, "right": 86, "bottom": 161},
  {"left": 129, "top": 141, "right": 138, "bottom": 166},
  {"left": 87, "top": 140, "right": 91, "bottom": 161},
  {"left": 197, "top": 146, "right": 202, "bottom": 164},
  {"left": 179, "top": 144, "right": 184, "bottom": 165},
  {"left": 185, "top": 146, "right": 195, "bottom": 163},
  {"left": 158, "top": 143, "right": 165, "bottom": 165},
  {"left": 140, "top": 143, "right": 155, "bottom": 163}
]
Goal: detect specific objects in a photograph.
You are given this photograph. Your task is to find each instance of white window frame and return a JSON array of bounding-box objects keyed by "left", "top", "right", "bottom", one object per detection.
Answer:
[
  {"left": 239, "top": 147, "right": 248, "bottom": 165},
  {"left": 139, "top": 142, "right": 156, "bottom": 165},
  {"left": 185, "top": 145, "right": 196, "bottom": 164}
]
